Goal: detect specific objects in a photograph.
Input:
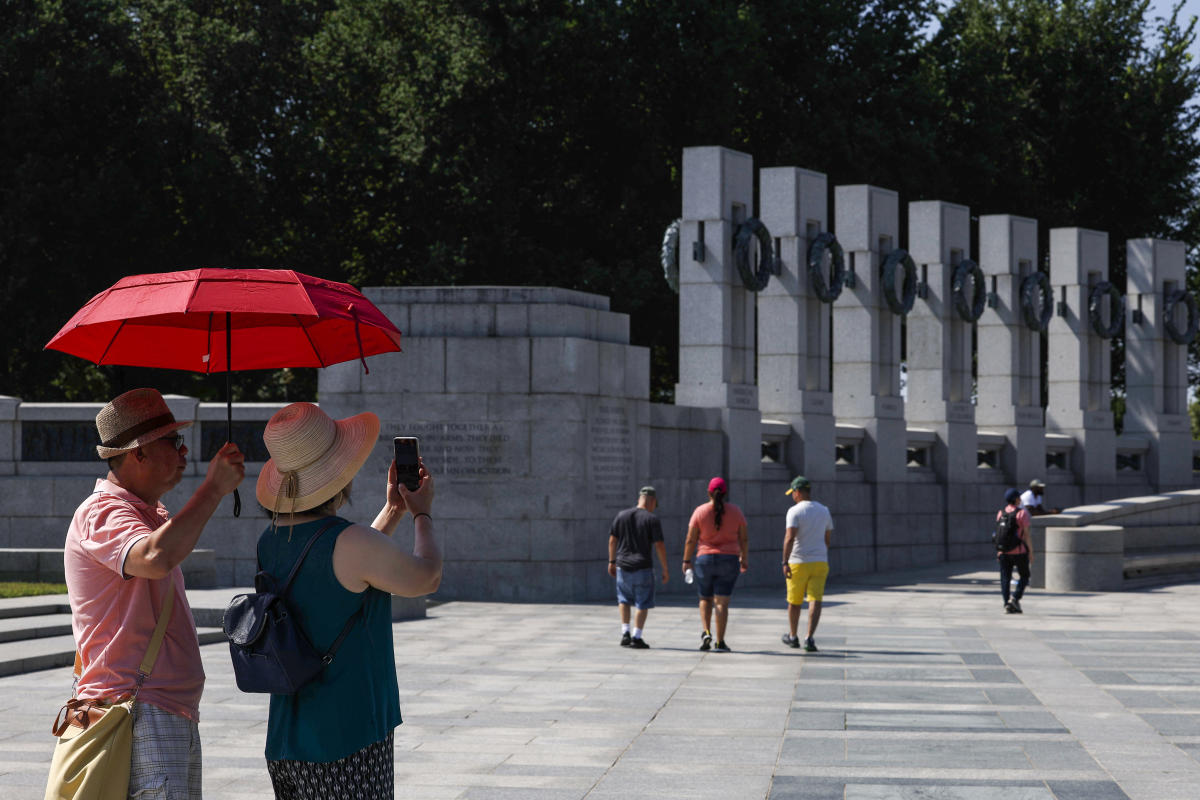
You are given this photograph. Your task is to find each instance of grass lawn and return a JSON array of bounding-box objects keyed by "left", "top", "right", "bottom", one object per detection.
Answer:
[{"left": 0, "top": 582, "right": 68, "bottom": 598}]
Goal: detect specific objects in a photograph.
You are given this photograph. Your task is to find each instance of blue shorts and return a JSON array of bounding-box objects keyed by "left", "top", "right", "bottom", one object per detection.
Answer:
[
  {"left": 694, "top": 554, "right": 740, "bottom": 598},
  {"left": 616, "top": 567, "right": 656, "bottom": 610}
]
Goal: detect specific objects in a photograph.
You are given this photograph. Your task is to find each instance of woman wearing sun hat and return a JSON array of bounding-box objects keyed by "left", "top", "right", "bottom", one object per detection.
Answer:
[
  {"left": 254, "top": 402, "right": 441, "bottom": 799},
  {"left": 681, "top": 476, "right": 749, "bottom": 652}
]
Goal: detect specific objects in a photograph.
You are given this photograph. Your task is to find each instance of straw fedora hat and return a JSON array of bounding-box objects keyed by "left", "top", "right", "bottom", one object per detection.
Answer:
[
  {"left": 95, "top": 388, "right": 192, "bottom": 459},
  {"left": 257, "top": 402, "right": 380, "bottom": 514}
]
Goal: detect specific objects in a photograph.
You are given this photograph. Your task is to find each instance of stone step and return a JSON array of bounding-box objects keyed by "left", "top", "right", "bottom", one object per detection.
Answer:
[
  {"left": 0, "top": 584, "right": 425, "bottom": 677},
  {"left": 0, "top": 548, "right": 217, "bottom": 588},
  {"left": 1124, "top": 549, "right": 1200, "bottom": 580},
  {"left": 0, "top": 595, "right": 70, "bottom": 620},
  {"left": 0, "top": 629, "right": 227, "bottom": 678},
  {"left": 1123, "top": 569, "right": 1200, "bottom": 590},
  {"left": 0, "top": 612, "right": 73, "bottom": 644}
]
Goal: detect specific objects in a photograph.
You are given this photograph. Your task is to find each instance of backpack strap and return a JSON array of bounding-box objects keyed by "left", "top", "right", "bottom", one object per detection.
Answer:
[
  {"left": 278, "top": 519, "right": 342, "bottom": 600},
  {"left": 276, "top": 517, "right": 366, "bottom": 665},
  {"left": 320, "top": 594, "right": 368, "bottom": 665}
]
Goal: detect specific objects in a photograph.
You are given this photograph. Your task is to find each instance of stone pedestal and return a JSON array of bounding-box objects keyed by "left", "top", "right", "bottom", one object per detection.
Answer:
[
  {"left": 906, "top": 201, "right": 977, "bottom": 483},
  {"left": 1047, "top": 228, "right": 1116, "bottom": 498},
  {"left": 832, "top": 185, "right": 907, "bottom": 485},
  {"left": 1043, "top": 525, "right": 1124, "bottom": 592},
  {"left": 1125, "top": 238, "right": 1192, "bottom": 491},
  {"left": 676, "top": 146, "right": 760, "bottom": 481},
  {"left": 320, "top": 286, "right": 651, "bottom": 602},
  {"left": 0, "top": 396, "right": 18, "bottom": 476},
  {"left": 757, "top": 166, "right": 834, "bottom": 483},
  {"left": 977, "top": 215, "right": 1045, "bottom": 484}
]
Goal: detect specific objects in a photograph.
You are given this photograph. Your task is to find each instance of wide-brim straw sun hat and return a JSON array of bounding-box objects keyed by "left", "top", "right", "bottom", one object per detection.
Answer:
[
  {"left": 95, "top": 388, "right": 193, "bottom": 459},
  {"left": 256, "top": 402, "right": 380, "bottom": 514}
]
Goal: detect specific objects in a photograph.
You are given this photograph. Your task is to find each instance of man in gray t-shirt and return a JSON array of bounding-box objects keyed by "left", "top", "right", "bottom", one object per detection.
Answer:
[
  {"left": 781, "top": 476, "right": 833, "bottom": 653},
  {"left": 607, "top": 486, "right": 667, "bottom": 649}
]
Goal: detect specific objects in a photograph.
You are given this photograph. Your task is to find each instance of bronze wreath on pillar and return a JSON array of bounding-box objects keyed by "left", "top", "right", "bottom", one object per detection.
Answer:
[
  {"left": 806, "top": 232, "right": 845, "bottom": 303},
  {"left": 1163, "top": 288, "right": 1199, "bottom": 345},
  {"left": 951, "top": 259, "right": 986, "bottom": 322},
  {"left": 880, "top": 249, "right": 918, "bottom": 314},
  {"left": 1087, "top": 281, "right": 1124, "bottom": 339},
  {"left": 661, "top": 218, "right": 680, "bottom": 293},
  {"left": 1020, "top": 271, "right": 1053, "bottom": 332},
  {"left": 733, "top": 217, "right": 777, "bottom": 291}
]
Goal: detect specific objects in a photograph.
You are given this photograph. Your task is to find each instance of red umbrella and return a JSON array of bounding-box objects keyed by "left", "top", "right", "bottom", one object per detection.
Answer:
[{"left": 46, "top": 268, "right": 403, "bottom": 515}]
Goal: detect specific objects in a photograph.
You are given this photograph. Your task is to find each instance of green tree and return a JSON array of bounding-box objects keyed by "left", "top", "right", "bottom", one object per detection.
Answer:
[
  {"left": 3, "top": 0, "right": 1198, "bottom": 410},
  {"left": 922, "top": 0, "right": 1200, "bottom": 421}
]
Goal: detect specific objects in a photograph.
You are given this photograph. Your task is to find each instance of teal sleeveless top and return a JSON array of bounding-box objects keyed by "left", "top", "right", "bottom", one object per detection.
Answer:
[{"left": 258, "top": 517, "right": 402, "bottom": 762}]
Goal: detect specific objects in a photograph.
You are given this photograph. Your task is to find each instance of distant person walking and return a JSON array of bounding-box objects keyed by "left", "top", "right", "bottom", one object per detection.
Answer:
[
  {"left": 607, "top": 486, "right": 668, "bottom": 649},
  {"left": 996, "top": 488, "right": 1033, "bottom": 614},
  {"left": 682, "top": 477, "right": 749, "bottom": 652},
  {"left": 780, "top": 476, "right": 832, "bottom": 653},
  {"left": 1020, "top": 478, "right": 1061, "bottom": 515}
]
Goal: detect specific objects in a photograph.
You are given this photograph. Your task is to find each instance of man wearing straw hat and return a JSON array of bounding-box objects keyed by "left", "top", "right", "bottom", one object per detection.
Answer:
[{"left": 64, "top": 388, "right": 245, "bottom": 797}]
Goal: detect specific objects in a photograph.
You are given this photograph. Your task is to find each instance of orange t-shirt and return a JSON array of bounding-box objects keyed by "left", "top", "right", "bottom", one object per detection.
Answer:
[
  {"left": 689, "top": 501, "right": 747, "bottom": 556},
  {"left": 65, "top": 479, "right": 205, "bottom": 721}
]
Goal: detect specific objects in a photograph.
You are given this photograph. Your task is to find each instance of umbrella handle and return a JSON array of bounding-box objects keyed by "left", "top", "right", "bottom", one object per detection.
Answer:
[{"left": 227, "top": 311, "right": 241, "bottom": 518}]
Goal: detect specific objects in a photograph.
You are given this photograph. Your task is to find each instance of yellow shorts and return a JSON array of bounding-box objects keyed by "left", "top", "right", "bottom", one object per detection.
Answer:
[{"left": 786, "top": 561, "right": 829, "bottom": 605}]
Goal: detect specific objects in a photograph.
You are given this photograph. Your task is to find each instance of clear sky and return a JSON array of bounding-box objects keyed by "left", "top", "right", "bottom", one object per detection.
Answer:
[{"left": 1148, "top": 0, "right": 1198, "bottom": 64}]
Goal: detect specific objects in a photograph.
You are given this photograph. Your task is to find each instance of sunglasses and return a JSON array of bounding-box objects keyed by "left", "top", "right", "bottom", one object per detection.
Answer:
[{"left": 161, "top": 433, "right": 186, "bottom": 451}]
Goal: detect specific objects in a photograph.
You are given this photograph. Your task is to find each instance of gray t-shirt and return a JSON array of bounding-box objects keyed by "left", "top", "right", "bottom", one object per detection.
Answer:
[
  {"left": 609, "top": 507, "right": 663, "bottom": 571},
  {"left": 786, "top": 500, "right": 832, "bottom": 563}
]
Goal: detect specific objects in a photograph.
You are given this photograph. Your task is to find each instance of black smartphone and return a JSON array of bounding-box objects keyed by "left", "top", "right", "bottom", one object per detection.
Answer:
[{"left": 392, "top": 436, "right": 421, "bottom": 491}]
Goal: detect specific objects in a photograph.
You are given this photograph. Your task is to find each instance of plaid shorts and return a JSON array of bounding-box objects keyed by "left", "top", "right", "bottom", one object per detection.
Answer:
[{"left": 128, "top": 703, "right": 202, "bottom": 799}]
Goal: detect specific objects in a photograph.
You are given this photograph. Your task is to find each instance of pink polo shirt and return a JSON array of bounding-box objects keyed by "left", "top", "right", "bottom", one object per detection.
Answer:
[{"left": 65, "top": 479, "right": 204, "bottom": 721}]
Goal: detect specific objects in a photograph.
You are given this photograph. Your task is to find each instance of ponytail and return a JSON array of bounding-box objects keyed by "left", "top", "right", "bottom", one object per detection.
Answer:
[{"left": 711, "top": 490, "right": 726, "bottom": 530}]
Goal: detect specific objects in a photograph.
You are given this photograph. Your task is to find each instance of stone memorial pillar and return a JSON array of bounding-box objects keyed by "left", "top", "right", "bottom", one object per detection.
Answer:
[
  {"left": 1125, "top": 238, "right": 1192, "bottom": 491},
  {"left": 757, "top": 167, "right": 834, "bottom": 483},
  {"left": 676, "top": 146, "right": 761, "bottom": 482},
  {"left": 832, "top": 185, "right": 906, "bottom": 485},
  {"left": 906, "top": 201, "right": 977, "bottom": 482},
  {"left": 977, "top": 215, "right": 1045, "bottom": 483},
  {"left": 1047, "top": 227, "right": 1116, "bottom": 499}
]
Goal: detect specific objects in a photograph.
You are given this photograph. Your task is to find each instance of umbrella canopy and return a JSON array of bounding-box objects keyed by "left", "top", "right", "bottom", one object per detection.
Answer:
[
  {"left": 46, "top": 268, "right": 402, "bottom": 372},
  {"left": 46, "top": 268, "right": 403, "bottom": 517}
]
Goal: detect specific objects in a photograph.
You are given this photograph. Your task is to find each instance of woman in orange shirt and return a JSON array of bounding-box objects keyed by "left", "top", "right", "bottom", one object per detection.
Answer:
[{"left": 681, "top": 477, "right": 749, "bottom": 652}]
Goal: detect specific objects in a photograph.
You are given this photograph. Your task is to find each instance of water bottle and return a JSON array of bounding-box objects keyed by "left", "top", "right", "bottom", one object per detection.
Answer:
[{"left": 684, "top": 568, "right": 694, "bottom": 584}]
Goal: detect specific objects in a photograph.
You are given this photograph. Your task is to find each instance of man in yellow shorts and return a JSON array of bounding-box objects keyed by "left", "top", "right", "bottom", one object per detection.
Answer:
[{"left": 781, "top": 476, "right": 833, "bottom": 652}]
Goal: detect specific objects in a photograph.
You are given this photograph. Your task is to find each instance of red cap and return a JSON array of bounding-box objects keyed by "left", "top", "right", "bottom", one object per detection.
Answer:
[{"left": 708, "top": 477, "right": 727, "bottom": 495}]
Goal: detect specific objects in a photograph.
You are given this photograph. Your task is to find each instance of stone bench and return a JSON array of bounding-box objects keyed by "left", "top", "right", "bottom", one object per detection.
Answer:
[
  {"left": 1031, "top": 489, "right": 1200, "bottom": 592},
  {"left": 0, "top": 548, "right": 218, "bottom": 589}
]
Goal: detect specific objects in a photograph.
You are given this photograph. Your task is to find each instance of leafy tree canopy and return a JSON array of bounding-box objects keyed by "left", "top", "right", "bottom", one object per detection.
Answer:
[{"left": 1, "top": 0, "right": 1196, "bottom": 404}]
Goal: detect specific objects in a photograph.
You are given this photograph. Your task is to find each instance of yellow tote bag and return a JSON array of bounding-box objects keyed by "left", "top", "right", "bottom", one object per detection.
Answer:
[
  {"left": 44, "top": 696, "right": 134, "bottom": 800},
  {"left": 45, "top": 588, "right": 174, "bottom": 800}
]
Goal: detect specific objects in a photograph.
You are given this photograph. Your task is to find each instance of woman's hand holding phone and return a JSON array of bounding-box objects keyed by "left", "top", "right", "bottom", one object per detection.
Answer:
[{"left": 398, "top": 458, "right": 434, "bottom": 517}]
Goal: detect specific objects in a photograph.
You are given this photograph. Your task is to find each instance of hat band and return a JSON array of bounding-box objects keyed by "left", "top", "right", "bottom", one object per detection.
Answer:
[{"left": 101, "top": 413, "right": 175, "bottom": 448}]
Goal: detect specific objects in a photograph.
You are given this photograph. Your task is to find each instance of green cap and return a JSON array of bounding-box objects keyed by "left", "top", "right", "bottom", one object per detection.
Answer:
[
  {"left": 785, "top": 476, "right": 811, "bottom": 495},
  {"left": 639, "top": 486, "right": 656, "bottom": 497}
]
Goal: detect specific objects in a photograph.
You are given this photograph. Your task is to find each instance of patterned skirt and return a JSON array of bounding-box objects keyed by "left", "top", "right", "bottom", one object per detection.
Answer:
[{"left": 266, "top": 732, "right": 394, "bottom": 800}]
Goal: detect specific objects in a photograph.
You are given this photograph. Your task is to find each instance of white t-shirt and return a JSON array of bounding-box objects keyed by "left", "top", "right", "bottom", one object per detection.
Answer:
[
  {"left": 1020, "top": 489, "right": 1043, "bottom": 509},
  {"left": 786, "top": 500, "right": 833, "bottom": 563}
]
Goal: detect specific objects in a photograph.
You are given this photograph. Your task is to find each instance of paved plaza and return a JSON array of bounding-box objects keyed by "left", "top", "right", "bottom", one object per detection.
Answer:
[{"left": 4, "top": 559, "right": 1200, "bottom": 799}]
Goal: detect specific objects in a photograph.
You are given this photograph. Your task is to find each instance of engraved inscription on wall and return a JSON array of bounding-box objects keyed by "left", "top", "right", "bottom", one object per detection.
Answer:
[
  {"left": 590, "top": 403, "right": 632, "bottom": 505},
  {"left": 398, "top": 422, "right": 521, "bottom": 478}
]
